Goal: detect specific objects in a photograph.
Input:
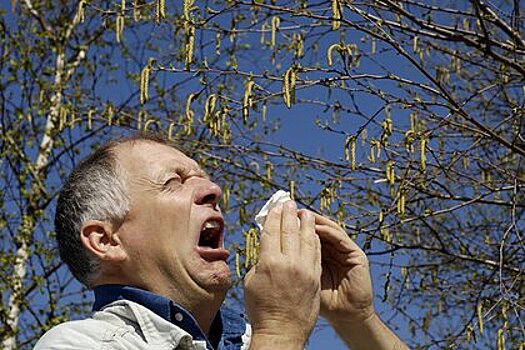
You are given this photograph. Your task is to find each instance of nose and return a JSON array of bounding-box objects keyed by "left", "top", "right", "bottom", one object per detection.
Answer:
[{"left": 194, "top": 179, "right": 222, "bottom": 209}]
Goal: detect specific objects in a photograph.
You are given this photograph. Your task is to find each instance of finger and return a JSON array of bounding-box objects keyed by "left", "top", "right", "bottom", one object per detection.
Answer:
[
  {"left": 311, "top": 211, "right": 346, "bottom": 231},
  {"left": 281, "top": 200, "right": 300, "bottom": 255},
  {"left": 311, "top": 212, "right": 358, "bottom": 245},
  {"left": 299, "top": 210, "right": 321, "bottom": 276},
  {"left": 259, "top": 205, "right": 283, "bottom": 259},
  {"left": 299, "top": 210, "right": 317, "bottom": 256},
  {"left": 310, "top": 215, "right": 323, "bottom": 278},
  {"left": 315, "top": 233, "right": 322, "bottom": 278},
  {"left": 315, "top": 223, "right": 365, "bottom": 257}
]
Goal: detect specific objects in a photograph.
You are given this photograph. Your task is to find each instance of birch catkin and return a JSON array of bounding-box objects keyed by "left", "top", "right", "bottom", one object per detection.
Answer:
[
  {"left": 184, "top": 0, "right": 195, "bottom": 70},
  {"left": 332, "top": 0, "right": 341, "bottom": 30},
  {"left": 116, "top": 15, "right": 124, "bottom": 43},
  {"left": 215, "top": 32, "right": 221, "bottom": 55},
  {"left": 116, "top": 0, "right": 125, "bottom": 43},
  {"left": 59, "top": 106, "right": 67, "bottom": 131},
  {"left": 185, "top": 25, "right": 195, "bottom": 70},
  {"left": 140, "top": 71, "right": 150, "bottom": 106},
  {"left": 261, "top": 102, "right": 267, "bottom": 122},
  {"left": 396, "top": 187, "right": 406, "bottom": 217},
  {"left": 260, "top": 22, "right": 267, "bottom": 45},
  {"left": 144, "top": 118, "right": 157, "bottom": 131},
  {"left": 420, "top": 138, "right": 427, "bottom": 171},
  {"left": 369, "top": 142, "right": 376, "bottom": 163},
  {"left": 235, "top": 250, "right": 241, "bottom": 278},
  {"left": 244, "top": 232, "right": 251, "bottom": 269},
  {"left": 294, "top": 33, "right": 304, "bottom": 58},
  {"left": 156, "top": 0, "right": 166, "bottom": 24},
  {"left": 167, "top": 122, "right": 176, "bottom": 140},
  {"left": 204, "top": 94, "right": 217, "bottom": 123},
  {"left": 243, "top": 80, "right": 255, "bottom": 122},
  {"left": 344, "top": 136, "right": 356, "bottom": 170},
  {"left": 265, "top": 162, "right": 273, "bottom": 181},
  {"left": 249, "top": 228, "right": 259, "bottom": 267},
  {"left": 327, "top": 43, "right": 341, "bottom": 66},
  {"left": 106, "top": 104, "right": 114, "bottom": 126},
  {"left": 87, "top": 109, "right": 95, "bottom": 130},
  {"left": 140, "top": 58, "right": 154, "bottom": 104},
  {"left": 497, "top": 328, "right": 506, "bottom": 350},
  {"left": 383, "top": 106, "right": 393, "bottom": 135},
  {"left": 386, "top": 160, "right": 395, "bottom": 196},
  {"left": 244, "top": 229, "right": 259, "bottom": 269},
  {"left": 74, "top": 0, "right": 86, "bottom": 25},
  {"left": 185, "top": 93, "right": 196, "bottom": 135},
  {"left": 477, "top": 303, "right": 484, "bottom": 335},
  {"left": 223, "top": 186, "right": 230, "bottom": 210},
  {"left": 271, "top": 16, "right": 280, "bottom": 48},
  {"left": 410, "top": 111, "right": 417, "bottom": 132},
  {"left": 133, "top": 0, "right": 140, "bottom": 22},
  {"left": 283, "top": 67, "right": 297, "bottom": 108},
  {"left": 70, "top": 110, "right": 81, "bottom": 129},
  {"left": 404, "top": 130, "right": 415, "bottom": 153}
]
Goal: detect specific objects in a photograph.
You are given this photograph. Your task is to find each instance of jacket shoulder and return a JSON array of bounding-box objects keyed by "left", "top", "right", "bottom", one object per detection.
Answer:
[{"left": 33, "top": 318, "right": 108, "bottom": 349}]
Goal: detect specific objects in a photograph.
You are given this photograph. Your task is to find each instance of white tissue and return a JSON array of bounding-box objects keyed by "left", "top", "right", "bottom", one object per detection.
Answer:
[{"left": 255, "top": 190, "right": 292, "bottom": 230}]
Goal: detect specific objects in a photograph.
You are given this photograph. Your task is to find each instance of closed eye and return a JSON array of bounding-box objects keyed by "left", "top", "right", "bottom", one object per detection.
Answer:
[
  {"left": 161, "top": 168, "right": 207, "bottom": 188},
  {"left": 163, "top": 176, "right": 182, "bottom": 189}
]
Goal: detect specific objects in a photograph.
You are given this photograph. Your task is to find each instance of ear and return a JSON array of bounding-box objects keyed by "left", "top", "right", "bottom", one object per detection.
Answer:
[{"left": 80, "top": 220, "right": 127, "bottom": 262}]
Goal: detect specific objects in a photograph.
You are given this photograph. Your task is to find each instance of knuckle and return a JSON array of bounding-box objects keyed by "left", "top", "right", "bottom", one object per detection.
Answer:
[
  {"left": 260, "top": 256, "right": 279, "bottom": 270},
  {"left": 289, "top": 262, "right": 316, "bottom": 280},
  {"left": 303, "top": 233, "right": 318, "bottom": 246}
]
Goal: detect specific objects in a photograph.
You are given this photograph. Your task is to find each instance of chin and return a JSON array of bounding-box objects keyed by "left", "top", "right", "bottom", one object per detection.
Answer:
[
  {"left": 206, "top": 279, "right": 233, "bottom": 293},
  {"left": 194, "top": 261, "right": 232, "bottom": 293}
]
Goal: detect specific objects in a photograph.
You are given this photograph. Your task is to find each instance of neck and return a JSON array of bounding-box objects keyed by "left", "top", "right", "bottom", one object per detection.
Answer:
[
  {"left": 94, "top": 271, "right": 227, "bottom": 334},
  {"left": 179, "top": 291, "right": 225, "bottom": 335}
]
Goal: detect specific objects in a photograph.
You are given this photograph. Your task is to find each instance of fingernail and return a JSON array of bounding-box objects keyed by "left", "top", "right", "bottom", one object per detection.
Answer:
[
  {"left": 275, "top": 205, "right": 283, "bottom": 214},
  {"left": 285, "top": 201, "right": 296, "bottom": 210},
  {"left": 301, "top": 210, "right": 311, "bottom": 219}
]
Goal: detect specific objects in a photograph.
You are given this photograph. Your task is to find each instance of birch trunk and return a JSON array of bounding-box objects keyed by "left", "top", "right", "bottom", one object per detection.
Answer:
[{"left": 2, "top": 48, "right": 67, "bottom": 350}]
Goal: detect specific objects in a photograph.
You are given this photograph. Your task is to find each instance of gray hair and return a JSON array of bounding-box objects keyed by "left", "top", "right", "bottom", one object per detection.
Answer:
[
  {"left": 55, "top": 133, "right": 181, "bottom": 287},
  {"left": 55, "top": 142, "right": 129, "bottom": 287}
]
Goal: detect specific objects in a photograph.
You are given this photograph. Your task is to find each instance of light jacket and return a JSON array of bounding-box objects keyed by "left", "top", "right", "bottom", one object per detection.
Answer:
[{"left": 34, "top": 299, "right": 251, "bottom": 350}]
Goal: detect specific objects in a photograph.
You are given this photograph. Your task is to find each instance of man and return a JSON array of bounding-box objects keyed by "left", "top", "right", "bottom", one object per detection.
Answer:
[{"left": 35, "top": 133, "right": 409, "bottom": 349}]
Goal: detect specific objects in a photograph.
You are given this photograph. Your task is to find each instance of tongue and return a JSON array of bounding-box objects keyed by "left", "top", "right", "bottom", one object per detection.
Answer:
[{"left": 196, "top": 246, "right": 229, "bottom": 261}]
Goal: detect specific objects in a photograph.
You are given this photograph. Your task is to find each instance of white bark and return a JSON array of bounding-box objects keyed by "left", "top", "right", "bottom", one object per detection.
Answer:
[{"left": 1, "top": 50, "right": 65, "bottom": 350}]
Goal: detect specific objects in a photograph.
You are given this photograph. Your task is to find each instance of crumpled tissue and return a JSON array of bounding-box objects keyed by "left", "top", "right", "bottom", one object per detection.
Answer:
[{"left": 255, "top": 190, "right": 292, "bottom": 230}]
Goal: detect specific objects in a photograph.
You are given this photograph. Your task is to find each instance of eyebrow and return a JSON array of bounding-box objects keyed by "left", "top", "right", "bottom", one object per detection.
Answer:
[{"left": 166, "top": 166, "right": 210, "bottom": 180}]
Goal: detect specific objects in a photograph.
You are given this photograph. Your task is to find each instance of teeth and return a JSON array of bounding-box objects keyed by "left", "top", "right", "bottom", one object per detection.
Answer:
[
  {"left": 203, "top": 220, "right": 220, "bottom": 230},
  {"left": 200, "top": 220, "right": 221, "bottom": 248}
]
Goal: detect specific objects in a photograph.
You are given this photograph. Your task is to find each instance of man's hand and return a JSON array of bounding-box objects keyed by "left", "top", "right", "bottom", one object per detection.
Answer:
[
  {"left": 312, "top": 213, "right": 374, "bottom": 324},
  {"left": 244, "top": 201, "right": 321, "bottom": 349},
  {"left": 312, "top": 212, "right": 410, "bottom": 350}
]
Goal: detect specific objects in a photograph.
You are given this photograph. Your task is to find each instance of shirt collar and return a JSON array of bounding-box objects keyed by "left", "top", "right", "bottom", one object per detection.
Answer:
[
  {"left": 93, "top": 284, "right": 171, "bottom": 318},
  {"left": 93, "top": 284, "right": 245, "bottom": 350}
]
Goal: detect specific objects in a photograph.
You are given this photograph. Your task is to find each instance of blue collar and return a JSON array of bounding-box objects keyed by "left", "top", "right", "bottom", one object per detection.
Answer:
[{"left": 93, "top": 284, "right": 246, "bottom": 350}]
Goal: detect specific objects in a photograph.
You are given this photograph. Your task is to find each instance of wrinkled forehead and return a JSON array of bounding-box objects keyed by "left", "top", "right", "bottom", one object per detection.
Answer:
[{"left": 113, "top": 140, "right": 206, "bottom": 179}]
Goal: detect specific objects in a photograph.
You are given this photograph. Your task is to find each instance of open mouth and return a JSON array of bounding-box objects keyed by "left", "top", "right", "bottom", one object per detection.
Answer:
[{"left": 198, "top": 218, "right": 223, "bottom": 249}]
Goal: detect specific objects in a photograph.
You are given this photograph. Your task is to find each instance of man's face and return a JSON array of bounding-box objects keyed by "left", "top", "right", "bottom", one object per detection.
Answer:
[{"left": 114, "top": 141, "right": 231, "bottom": 302}]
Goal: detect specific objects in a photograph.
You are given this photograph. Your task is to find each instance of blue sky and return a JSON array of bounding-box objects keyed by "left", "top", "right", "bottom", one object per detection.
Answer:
[{"left": 8, "top": 2, "right": 518, "bottom": 348}]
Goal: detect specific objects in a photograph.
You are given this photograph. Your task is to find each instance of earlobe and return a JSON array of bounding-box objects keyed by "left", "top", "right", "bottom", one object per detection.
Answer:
[{"left": 80, "top": 220, "right": 126, "bottom": 262}]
